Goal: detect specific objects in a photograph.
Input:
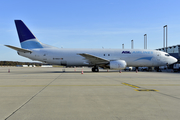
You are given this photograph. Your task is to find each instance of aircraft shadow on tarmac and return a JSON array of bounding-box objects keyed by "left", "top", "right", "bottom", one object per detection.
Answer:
[{"left": 42, "top": 70, "right": 136, "bottom": 74}]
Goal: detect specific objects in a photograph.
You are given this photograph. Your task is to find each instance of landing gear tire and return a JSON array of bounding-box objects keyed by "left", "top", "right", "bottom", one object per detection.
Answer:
[
  {"left": 156, "top": 67, "right": 161, "bottom": 72},
  {"left": 92, "top": 67, "right": 99, "bottom": 72}
]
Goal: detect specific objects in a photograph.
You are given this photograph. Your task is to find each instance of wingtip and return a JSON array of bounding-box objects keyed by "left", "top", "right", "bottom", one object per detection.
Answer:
[{"left": 4, "top": 45, "right": 9, "bottom": 47}]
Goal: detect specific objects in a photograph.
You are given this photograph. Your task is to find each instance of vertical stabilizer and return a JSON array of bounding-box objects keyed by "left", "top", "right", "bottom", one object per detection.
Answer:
[{"left": 15, "top": 20, "right": 43, "bottom": 49}]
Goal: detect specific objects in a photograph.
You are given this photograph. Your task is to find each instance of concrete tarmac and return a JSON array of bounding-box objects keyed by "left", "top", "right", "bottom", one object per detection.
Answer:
[{"left": 0, "top": 67, "right": 180, "bottom": 120}]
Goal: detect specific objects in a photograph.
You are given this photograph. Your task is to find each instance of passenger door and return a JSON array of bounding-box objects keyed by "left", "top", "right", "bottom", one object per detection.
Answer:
[{"left": 153, "top": 52, "right": 161, "bottom": 66}]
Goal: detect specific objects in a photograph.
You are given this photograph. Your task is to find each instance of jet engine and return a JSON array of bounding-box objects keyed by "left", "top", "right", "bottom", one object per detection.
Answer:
[{"left": 108, "top": 60, "right": 127, "bottom": 69}]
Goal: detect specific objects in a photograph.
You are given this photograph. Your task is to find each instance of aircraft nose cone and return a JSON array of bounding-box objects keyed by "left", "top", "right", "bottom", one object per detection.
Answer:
[
  {"left": 173, "top": 57, "right": 178, "bottom": 63},
  {"left": 170, "top": 57, "right": 177, "bottom": 64}
]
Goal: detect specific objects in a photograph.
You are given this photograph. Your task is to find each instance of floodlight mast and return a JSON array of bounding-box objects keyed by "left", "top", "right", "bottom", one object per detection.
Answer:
[
  {"left": 144, "top": 34, "right": 147, "bottom": 49},
  {"left": 131, "top": 40, "right": 133, "bottom": 49},
  {"left": 163, "top": 25, "right": 168, "bottom": 52}
]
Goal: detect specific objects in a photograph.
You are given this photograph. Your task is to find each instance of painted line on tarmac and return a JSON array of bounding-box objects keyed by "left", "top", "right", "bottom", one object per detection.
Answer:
[
  {"left": 135, "top": 84, "right": 180, "bottom": 86},
  {"left": 0, "top": 84, "right": 124, "bottom": 87},
  {"left": 4, "top": 73, "right": 63, "bottom": 120},
  {"left": 1, "top": 84, "right": 180, "bottom": 88},
  {"left": 121, "top": 83, "right": 160, "bottom": 92},
  {"left": 122, "top": 83, "right": 140, "bottom": 88},
  {"left": 134, "top": 89, "right": 159, "bottom": 92}
]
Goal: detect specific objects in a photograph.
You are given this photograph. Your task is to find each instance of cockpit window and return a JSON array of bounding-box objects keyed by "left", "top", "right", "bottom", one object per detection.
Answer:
[{"left": 165, "top": 54, "right": 170, "bottom": 56}]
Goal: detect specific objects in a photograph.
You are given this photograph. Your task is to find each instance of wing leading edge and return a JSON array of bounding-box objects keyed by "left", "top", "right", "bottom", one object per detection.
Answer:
[
  {"left": 78, "top": 53, "right": 109, "bottom": 65},
  {"left": 5, "top": 45, "right": 32, "bottom": 53}
]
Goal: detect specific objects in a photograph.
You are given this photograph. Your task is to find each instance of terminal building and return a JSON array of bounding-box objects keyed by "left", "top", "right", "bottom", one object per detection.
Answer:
[{"left": 156, "top": 45, "right": 180, "bottom": 63}]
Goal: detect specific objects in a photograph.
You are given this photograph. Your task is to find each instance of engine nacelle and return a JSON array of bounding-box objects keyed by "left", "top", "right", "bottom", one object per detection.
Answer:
[{"left": 109, "top": 60, "right": 127, "bottom": 69}]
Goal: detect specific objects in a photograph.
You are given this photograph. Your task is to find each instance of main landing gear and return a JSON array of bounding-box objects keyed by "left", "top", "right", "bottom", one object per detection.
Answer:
[
  {"left": 156, "top": 67, "right": 161, "bottom": 72},
  {"left": 92, "top": 66, "right": 99, "bottom": 72}
]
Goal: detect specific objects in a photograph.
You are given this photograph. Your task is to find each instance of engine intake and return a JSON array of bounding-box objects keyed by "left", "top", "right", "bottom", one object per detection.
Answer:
[{"left": 108, "top": 60, "right": 127, "bottom": 69}]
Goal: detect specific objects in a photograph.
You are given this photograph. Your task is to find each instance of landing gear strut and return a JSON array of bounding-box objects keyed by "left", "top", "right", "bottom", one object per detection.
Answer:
[
  {"left": 155, "top": 67, "right": 161, "bottom": 72},
  {"left": 92, "top": 66, "right": 99, "bottom": 72}
]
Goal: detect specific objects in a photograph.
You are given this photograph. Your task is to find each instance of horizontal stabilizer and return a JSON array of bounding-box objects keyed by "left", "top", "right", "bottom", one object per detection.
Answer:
[{"left": 5, "top": 45, "right": 32, "bottom": 53}]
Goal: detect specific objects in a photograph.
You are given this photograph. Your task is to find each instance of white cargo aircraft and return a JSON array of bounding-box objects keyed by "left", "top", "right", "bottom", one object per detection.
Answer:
[{"left": 5, "top": 20, "right": 177, "bottom": 72}]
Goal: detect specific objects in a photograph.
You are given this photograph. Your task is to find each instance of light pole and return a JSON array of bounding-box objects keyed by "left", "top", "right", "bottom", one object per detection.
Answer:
[
  {"left": 144, "top": 34, "right": 147, "bottom": 49},
  {"left": 131, "top": 40, "right": 133, "bottom": 49},
  {"left": 163, "top": 25, "right": 168, "bottom": 52},
  {"left": 122, "top": 44, "right": 124, "bottom": 49}
]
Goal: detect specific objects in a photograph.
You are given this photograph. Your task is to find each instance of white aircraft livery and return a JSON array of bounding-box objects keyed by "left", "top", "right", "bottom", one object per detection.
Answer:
[{"left": 5, "top": 20, "right": 177, "bottom": 72}]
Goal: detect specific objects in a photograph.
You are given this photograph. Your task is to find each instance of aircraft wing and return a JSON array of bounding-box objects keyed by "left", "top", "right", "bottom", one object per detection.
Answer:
[
  {"left": 78, "top": 53, "right": 109, "bottom": 65},
  {"left": 5, "top": 45, "right": 32, "bottom": 53}
]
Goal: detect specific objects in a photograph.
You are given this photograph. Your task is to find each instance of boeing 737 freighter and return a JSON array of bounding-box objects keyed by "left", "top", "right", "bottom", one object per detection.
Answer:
[{"left": 5, "top": 20, "right": 177, "bottom": 72}]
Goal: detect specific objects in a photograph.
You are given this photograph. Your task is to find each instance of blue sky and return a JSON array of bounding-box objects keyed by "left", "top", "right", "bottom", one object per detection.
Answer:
[{"left": 1, "top": 0, "right": 180, "bottom": 62}]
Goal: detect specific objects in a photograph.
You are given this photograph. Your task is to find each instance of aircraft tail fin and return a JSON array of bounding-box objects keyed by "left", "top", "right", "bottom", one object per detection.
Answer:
[{"left": 15, "top": 20, "right": 43, "bottom": 49}]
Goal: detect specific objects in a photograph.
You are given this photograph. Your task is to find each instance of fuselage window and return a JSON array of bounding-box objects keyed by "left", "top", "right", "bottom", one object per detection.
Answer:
[
  {"left": 108, "top": 54, "right": 110, "bottom": 56},
  {"left": 53, "top": 58, "right": 63, "bottom": 60},
  {"left": 165, "top": 54, "right": 170, "bottom": 57},
  {"left": 104, "top": 54, "right": 105, "bottom": 56}
]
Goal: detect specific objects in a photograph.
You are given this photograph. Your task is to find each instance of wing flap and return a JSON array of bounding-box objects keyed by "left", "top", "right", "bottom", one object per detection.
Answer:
[{"left": 78, "top": 53, "right": 109, "bottom": 65}]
